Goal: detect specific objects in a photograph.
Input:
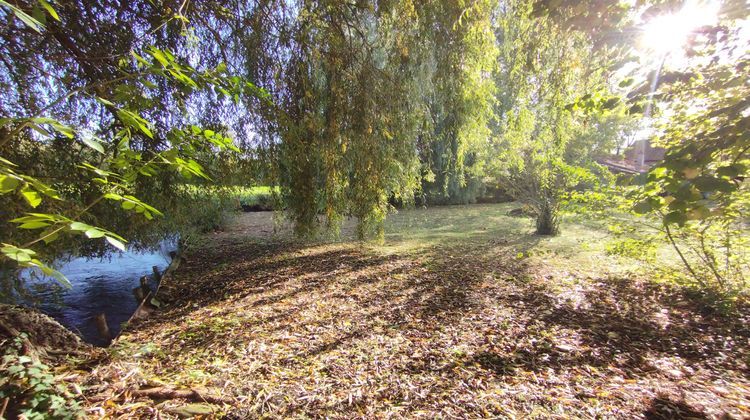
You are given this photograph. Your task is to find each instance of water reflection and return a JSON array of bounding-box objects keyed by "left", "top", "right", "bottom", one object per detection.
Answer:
[{"left": 21, "top": 239, "right": 177, "bottom": 347}]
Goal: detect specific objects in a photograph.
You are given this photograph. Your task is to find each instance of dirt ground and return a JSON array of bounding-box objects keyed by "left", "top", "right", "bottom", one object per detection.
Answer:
[{"left": 79, "top": 205, "right": 749, "bottom": 418}]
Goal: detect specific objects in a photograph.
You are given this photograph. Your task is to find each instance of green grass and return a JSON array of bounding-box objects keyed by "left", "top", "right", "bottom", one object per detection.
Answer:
[
  {"left": 225, "top": 202, "right": 682, "bottom": 283},
  {"left": 234, "top": 186, "right": 278, "bottom": 209},
  {"left": 373, "top": 203, "right": 677, "bottom": 279}
]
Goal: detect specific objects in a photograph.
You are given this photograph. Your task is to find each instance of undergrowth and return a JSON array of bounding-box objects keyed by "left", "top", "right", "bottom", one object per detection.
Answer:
[{"left": 0, "top": 335, "right": 83, "bottom": 419}]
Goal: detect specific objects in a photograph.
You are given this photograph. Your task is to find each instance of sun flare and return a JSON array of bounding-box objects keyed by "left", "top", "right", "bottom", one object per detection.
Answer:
[{"left": 640, "top": 0, "right": 721, "bottom": 56}]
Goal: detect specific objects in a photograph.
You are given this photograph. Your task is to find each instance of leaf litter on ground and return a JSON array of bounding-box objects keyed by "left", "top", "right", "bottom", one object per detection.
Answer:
[{"left": 79, "top": 204, "right": 749, "bottom": 418}]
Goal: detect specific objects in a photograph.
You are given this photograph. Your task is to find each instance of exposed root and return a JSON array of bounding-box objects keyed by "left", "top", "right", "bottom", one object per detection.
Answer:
[{"left": 133, "top": 387, "right": 232, "bottom": 405}]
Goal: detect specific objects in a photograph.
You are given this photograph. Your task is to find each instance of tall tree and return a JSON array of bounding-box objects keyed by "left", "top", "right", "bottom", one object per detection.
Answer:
[
  {"left": 418, "top": 0, "right": 498, "bottom": 205},
  {"left": 492, "top": 0, "right": 619, "bottom": 235},
  {"left": 273, "top": 0, "right": 426, "bottom": 239}
]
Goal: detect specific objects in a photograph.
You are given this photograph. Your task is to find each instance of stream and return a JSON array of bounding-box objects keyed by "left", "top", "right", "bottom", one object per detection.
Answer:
[{"left": 20, "top": 239, "right": 177, "bottom": 347}]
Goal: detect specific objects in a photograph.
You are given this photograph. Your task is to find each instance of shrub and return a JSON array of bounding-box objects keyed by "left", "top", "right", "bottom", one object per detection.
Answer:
[
  {"left": 605, "top": 237, "right": 658, "bottom": 263},
  {"left": 0, "top": 335, "right": 83, "bottom": 419},
  {"left": 237, "top": 186, "right": 278, "bottom": 212}
]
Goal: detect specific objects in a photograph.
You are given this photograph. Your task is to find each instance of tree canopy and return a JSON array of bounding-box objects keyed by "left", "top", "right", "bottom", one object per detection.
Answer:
[{"left": 0, "top": 0, "right": 748, "bottom": 294}]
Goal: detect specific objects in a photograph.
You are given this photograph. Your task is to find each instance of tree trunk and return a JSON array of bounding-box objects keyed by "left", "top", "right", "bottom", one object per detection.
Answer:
[{"left": 535, "top": 199, "right": 559, "bottom": 236}]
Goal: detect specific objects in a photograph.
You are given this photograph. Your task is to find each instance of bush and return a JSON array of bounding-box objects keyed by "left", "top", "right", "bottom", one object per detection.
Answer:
[
  {"left": 0, "top": 335, "right": 83, "bottom": 419},
  {"left": 570, "top": 188, "right": 750, "bottom": 307},
  {"left": 237, "top": 186, "right": 278, "bottom": 212},
  {"left": 605, "top": 237, "right": 658, "bottom": 263}
]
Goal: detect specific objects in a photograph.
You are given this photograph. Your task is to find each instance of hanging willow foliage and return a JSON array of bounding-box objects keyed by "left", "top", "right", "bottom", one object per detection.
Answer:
[
  {"left": 0, "top": 0, "right": 508, "bottom": 282},
  {"left": 417, "top": 0, "right": 498, "bottom": 205},
  {"left": 274, "top": 0, "right": 497, "bottom": 239}
]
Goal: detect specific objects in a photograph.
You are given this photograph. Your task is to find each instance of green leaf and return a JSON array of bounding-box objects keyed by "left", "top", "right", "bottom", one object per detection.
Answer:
[
  {"left": 692, "top": 176, "right": 735, "bottom": 193},
  {"left": 627, "top": 103, "right": 644, "bottom": 115},
  {"left": 21, "top": 189, "right": 42, "bottom": 208},
  {"left": 122, "top": 195, "right": 163, "bottom": 216},
  {"left": 648, "top": 166, "right": 668, "bottom": 179},
  {"left": 716, "top": 164, "right": 745, "bottom": 178},
  {"left": 42, "top": 232, "right": 59, "bottom": 244},
  {"left": 601, "top": 97, "right": 620, "bottom": 110},
  {"left": 663, "top": 211, "right": 687, "bottom": 226},
  {"left": 668, "top": 199, "right": 686, "bottom": 211},
  {"left": 97, "top": 97, "right": 115, "bottom": 107},
  {"left": 29, "top": 123, "right": 52, "bottom": 137},
  {"left": 38, "top": 263, "right": 71, "bottom": 288},
  {"left": 85, "top": 229, "right": 106, "bottom": 239},
  {"left": 106, "top": 236, "right": 126, "bottom": 251},
  {"left": 19, "top": 221, "right": 50, "bottom": 229},
  {"left": 633, "top": 200, "right": 653, "bottom": 214},
  {"left": 0, "top": 156, "right": 17, "bottom": 166},
  {"left": 31, "top": 4, "right": 46, "bottom": 25},
  {"left": 39, "top": 0, "right": 59, "bottom": 21},
  {"left": 0, "top": 175, "right": 20, "bottom": 193},
  {"left": 618, "top": 78, "right": 634, "bottom": 87},
  {"left": 81, "top": 135, "right": 105, "bottom": 154},
  {"left": 69, "top": 222, "right": 91, "bottom": 232},
  {"left": 117, "top": 109, "right": 153, "bottom": 139},
  {"left": 48, "top": 270, "right": 71, "bottom": 288},
  {"left": 1, "top": 244, "right": 36, "bottom": 263},
  {"left": 149, "top": 48, "right": 170, "bottom": 67},
  {"left": 0, "top": 0, "right": 44, "bottom": 32},
  {"left": 11, "top": 213, "right": 58, "bottom": 222},
  {"left": 23, "top": 177, "right": 59, "bottom": 199},
  {"left": 82, "top": 163, "right": 117, "bottom": 178},
  {"left": 32, "top": 118, "right": 74, "bottom": 138},
  {"left": 686, "top": 206, "right": 710, "bottom": 220},
  {"left": 130, "top": 52, "right": 150, "bottom": 68}
]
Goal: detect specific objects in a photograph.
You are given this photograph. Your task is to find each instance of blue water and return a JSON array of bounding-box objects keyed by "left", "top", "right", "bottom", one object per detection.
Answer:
[{"left": 22, "top": 240, "right": 176, "bottom": 346}]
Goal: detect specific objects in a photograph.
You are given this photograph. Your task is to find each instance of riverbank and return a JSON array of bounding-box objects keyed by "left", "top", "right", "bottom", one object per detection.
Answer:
[
  {"left": 9, "top": 203, "right": 750, "bottom": 418},
  {"left": 12, "top": 239, "right": 176, "bottom": 346}
]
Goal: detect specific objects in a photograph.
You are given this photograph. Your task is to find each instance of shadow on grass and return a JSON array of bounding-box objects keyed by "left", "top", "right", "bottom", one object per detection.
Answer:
[
  {"left": 122, "top": 205, "right": 749, "bottom": 417},
  {"left": 167, "top": 234, "right": 745, "bottom": 366},
  {"left": 644, "top": 395, "right": 708, "bottom": 419}
]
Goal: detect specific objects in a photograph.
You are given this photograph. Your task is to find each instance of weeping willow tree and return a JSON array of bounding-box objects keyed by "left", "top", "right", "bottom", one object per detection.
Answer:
[
  {"left": 0, "top": 0, "right": 509, "bottom": 292},
  {"left": 418, "top": 0, "right": 498, "bottom": 205},
  {"left": 272, "top": 1, "right": 427, "bottom": 240},
  {"left": 273, "top": 0, "right": 498, "bottom": 239}
]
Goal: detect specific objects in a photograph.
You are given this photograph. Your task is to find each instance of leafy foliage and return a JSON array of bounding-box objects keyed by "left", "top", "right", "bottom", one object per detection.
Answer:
[
  {"left": 418, "top": 0, "right": 498, "bottom": 205},
  {"left": 0, "top": 335, "right": 83, "bottom": 419},
  {"left": 273, "top": 1, "right": 428, "bottom": 240},
  {"left": 1, "top": 0, "right": 747, "bottom": 302},
  {"left": 623, "top": 0, "right": 750, "bottom": 296},
  {"left": 492, "top": 0, "right": 619, "bottom": 235},
  {"left": 0, "top": 1, "right": 263, "bottom": 290}
]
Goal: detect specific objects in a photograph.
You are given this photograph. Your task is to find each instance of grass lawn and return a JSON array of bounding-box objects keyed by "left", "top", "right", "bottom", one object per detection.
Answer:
[
  {"left": 234, "top": 186, "right": 278, "bottom": 210},
  {"left": 85, "top": 203, "right": 750, "bottom": 418}
]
